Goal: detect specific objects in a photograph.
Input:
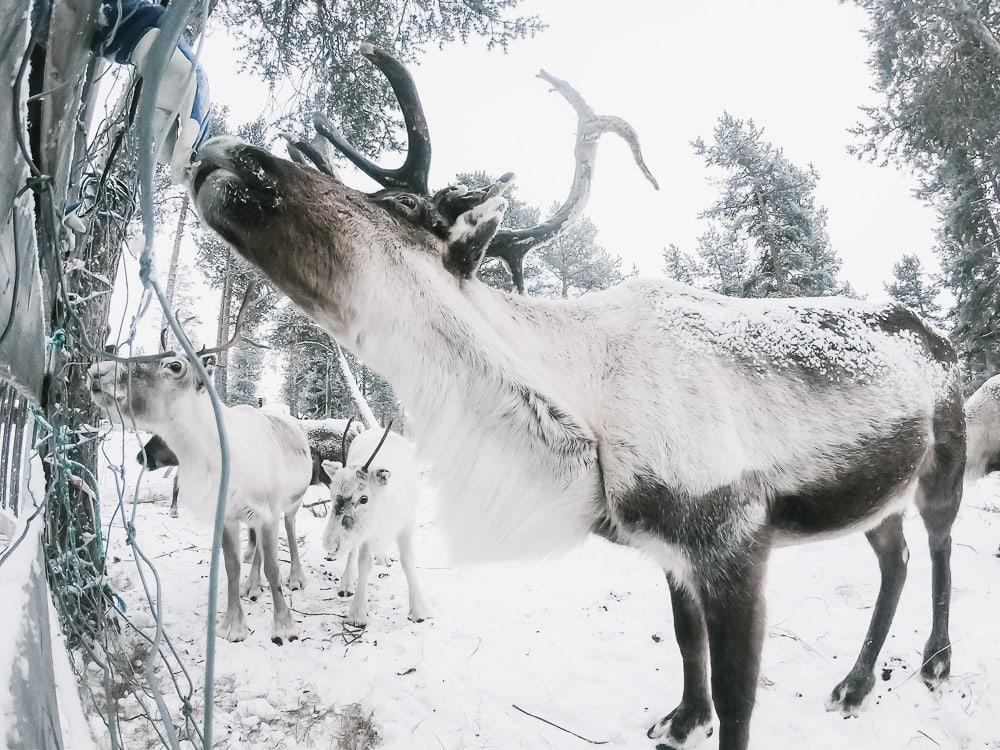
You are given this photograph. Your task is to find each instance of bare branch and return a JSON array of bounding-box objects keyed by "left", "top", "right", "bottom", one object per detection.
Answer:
[{"left": 486, "top": 70, "right": 659, "bottom": 292}]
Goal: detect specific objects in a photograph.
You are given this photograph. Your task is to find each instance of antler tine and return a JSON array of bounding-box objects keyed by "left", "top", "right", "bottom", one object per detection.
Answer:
[
  {"left": 197, "top": 282, "right": 268, "bottom": 357},
  {"left": 362, "top": 420, "right": 394, "bottom": 472},
  {"left": 313, "top": 43, "right": 431, "bottom": 194},
  {"left": 281, "top": 133, "right": 338, "bottom": 177},
  {"left": 485, "top": 70, "right": 659, "bottom": 293},
  {"left": 159, "top": 326, "right": 169, "bottom": 352},
  {"left": 341, "top": 415, "right": 355, "bottom": 463}
]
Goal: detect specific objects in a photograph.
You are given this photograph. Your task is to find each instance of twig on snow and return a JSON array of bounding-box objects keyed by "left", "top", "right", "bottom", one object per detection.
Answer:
[{"left": 511, "top": 704, "right": 608, "bottom": 745}]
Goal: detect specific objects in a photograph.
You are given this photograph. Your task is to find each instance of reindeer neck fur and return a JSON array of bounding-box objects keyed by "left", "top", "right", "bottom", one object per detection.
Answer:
[{"left": 319, "top": 254, "right": 604, "bottom": 562}]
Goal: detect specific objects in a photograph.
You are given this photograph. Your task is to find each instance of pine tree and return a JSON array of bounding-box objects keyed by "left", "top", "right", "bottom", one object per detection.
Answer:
[
  {"left": 219, "top": 1, "right": 543, "bottom": 147},
  {"left": 662, "top": 244, "right": 702, "bottom": 285},
  {"left": 850, "top": 0, "right": 1000, "bottom": 387},
  {"left": 269, "top": 304, "right": 401, "bottom": 424},
  {"left": 694, "top": 113, "right": 845, "bottom": 299},
  {"left": 531, "top": 204, "right": 623, "bottom": 298},
  {"left": 884, "top": 254, "right": 942, "bottom": 321}
]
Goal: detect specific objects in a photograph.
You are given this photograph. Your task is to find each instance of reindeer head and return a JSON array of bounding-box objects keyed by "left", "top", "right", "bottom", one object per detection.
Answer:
[
  {"left": 319, "top": 423, "right": 395, "bottom": 555},
  {"left": 88, "top": 355, "right": 215, "bottom": 431},
  {"left": 189, "top": 45, "right": 657, "bottom": 338}
]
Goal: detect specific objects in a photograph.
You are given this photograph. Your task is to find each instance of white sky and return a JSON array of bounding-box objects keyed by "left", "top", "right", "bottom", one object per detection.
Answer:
[
  {"left": 112, "top": 0, "right": 940, "bottom": 395},
  {"left": 199, "top": 0, "right": 937, "bottom": 296}
]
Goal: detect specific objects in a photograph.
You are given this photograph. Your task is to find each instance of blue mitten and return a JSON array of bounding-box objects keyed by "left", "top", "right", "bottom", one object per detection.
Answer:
[{"left": 95, "top": 0, "right": 212, "bottom": 182}]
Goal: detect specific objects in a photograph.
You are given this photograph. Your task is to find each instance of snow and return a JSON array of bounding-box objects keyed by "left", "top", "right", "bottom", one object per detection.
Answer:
[{"left": 90, "top": 432, "right": 1000, "bottom": 749}]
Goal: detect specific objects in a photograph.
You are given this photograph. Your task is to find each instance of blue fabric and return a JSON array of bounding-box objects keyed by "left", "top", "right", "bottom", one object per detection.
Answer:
[
  {"left": 93, "top": 0, "right": 212, "bottom": 148},
  {"left": 93, "top": 0, "right": 166, "bottom": 64}
]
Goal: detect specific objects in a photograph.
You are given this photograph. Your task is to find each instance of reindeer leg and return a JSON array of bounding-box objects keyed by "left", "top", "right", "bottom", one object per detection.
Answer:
[
  {"left": 914, "top": 413, "right": 963, "bottom": 687},
  {"left": 346, "top": 543, "right": 373, "bottom": 628},
  {"left": 261, "top": 520, "right": 298, "bottom": 645},
  {"left": 242, "top": 527, "right": 257, "bottom": 564},
  {"left": 169, "top": 476, "right": 179, "bottom": 518},
  {"left": 827, "top": 513, "right": 907, "bottom": 714},
  {"left": 284, "top": 508, "right": 307, "bottom": 591},
  {"left": 220, "top": 522, "right": 249, "bottom": 642},
  {"left": 397, "top": 526, "right": 430, "bottom": 623},
  {"left": 338, "top": 546, "right": 358, "bottom": 597},
  {"left": 648, "top": 577, "right": 714, "bottom": 745},
  {"left": 241, "top": 526, "right": 264, "bottom": 601},
  {"left": 697, "top": 538, "right": 770, "bottom": 750}
]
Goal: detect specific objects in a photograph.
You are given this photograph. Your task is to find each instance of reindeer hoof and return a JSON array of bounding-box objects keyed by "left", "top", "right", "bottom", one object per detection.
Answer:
[
  {"left": 220, "top": 615, "right": 250, "bottom": 643},
  {"left": 271, "top": 614, "right": 299, "bottom": 645},
  {"left": 648, "top": 701, "right": 713, "bottom": 746},
  {"left": 287, "top": 573, "right": 307, "bottom": 591},
  {"left": 921, "top": 639, "right": 951, "bottom": 687},
  {"left": 338, "top": 589, "right": 353, "bottom": 598},
  {"left": 826, "top": 670, "right": 875, "bottom": 715},
  {"left": 241, "top": 580, "right": 264, "bottom": 601}
]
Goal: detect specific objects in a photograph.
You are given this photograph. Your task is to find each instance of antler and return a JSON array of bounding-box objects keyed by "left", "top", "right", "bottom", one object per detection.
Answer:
[
  {"left": 362, "top": 420, "right": 394, "bottom": 472},
  {"left": 197, "top": 282, "right": 269, "bottom": 357},
  {"left": 485, "top": 71, "right": 659, "bottom": 293},
  {"left": 282, "top": 132, "right": 339, "bottom": 178},
  {"left": 341, "top": 416, "right": 355, "bottom": 463},
  {"left": 313, "top": 43, "right": 431, "bottom": 194}
]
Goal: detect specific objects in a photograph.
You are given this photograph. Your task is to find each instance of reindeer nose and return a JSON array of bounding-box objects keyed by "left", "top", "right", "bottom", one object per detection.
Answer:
[{"left": 341, "top": 516, "right": 355, "bottom": 530}]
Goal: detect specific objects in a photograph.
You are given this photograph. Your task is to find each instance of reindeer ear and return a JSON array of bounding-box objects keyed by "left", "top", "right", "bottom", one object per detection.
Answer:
[
  {"left": 321, "top": 460, "right": 343, "bottom": 479},
  {"left": 373, "top": 468, "right": 391, "bottom": 486},
  {"left": 444, "top": 194, "right": 508, "bottom": 281}
]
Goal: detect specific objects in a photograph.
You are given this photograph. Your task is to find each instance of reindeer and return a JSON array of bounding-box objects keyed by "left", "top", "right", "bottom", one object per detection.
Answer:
[
  {"left": 188, "top": 45, "right": 965, "bottom": 750},
  {"left": 964, "top": 374, "right": 1000, "bottom": 482},
  {"left": 136, "top": 434, "right": 180, "bottom": 517},
  {"left": 320, "top": 420, "right": 430, "bottom": 627},
  {"left": 89, "top": 317, "right": 313, "bottom": 645}
]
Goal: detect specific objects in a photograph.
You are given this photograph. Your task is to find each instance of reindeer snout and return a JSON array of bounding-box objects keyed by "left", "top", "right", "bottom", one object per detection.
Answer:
[{"left": 341, "top": 516, "right": 355, "bottom": 530}]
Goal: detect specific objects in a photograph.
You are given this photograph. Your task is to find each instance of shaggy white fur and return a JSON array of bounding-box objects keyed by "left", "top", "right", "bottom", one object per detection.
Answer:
[
  {"left": 88, "top": 358, "right": 313, "bottom": 644},
  {"left": 965, "top": 374, "right": 1000, "bottom": 480},
  {"left": 320, "top": 427, "right": 429, "bottom": 627}
]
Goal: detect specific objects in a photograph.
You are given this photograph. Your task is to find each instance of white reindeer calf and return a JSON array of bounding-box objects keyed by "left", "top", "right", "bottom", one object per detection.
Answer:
[
  {"left": 88, "top": 357, "right": 312, "bottom": 645},
  {"left": 965, "top": 374, "right": 1000, "bottom": 481},
  {"left": 321, "top": 423, "right": 429, "bottom": 627}
]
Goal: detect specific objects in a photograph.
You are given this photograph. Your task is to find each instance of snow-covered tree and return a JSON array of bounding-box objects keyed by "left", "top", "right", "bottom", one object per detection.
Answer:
[
  {"left": 850, "top": 0, "right": 1000, "bottom": 388},
  {"left": 884, "top": 254, "right": 942, "bottom": 321},
  {"left": 662, "top": 244, "right": 702, "bottom": 285},
  {"left": 219, "top": 1, "right": 543, "bottom": 144},
  {"left": 694, "top": 113, "right": 846, "bottom": 298},
  {"left": 531, "top": 205, "right": 624, "bottom": 298}
]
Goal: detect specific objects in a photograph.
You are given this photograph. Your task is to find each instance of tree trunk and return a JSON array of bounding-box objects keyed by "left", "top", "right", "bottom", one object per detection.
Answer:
[
  {"left": 755, "top": 188, "right": 788, "bottom": 295},
  {"left": 160, "top": 193, "right": 189, "bottom": 332},
  {"left": 954, "top": 0, "right": 1000, "bottom": 69},
  {"left": 214, "top": 249, "right": 233, "bottom": 400}
]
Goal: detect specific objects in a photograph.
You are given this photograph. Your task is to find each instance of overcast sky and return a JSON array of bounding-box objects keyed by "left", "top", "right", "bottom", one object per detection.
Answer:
[
  {"left": 113, "top": 0, "right": 940, "bottom": 391},
  {"left": 195, "top": 0, "right": 936, "bottom": 296}
]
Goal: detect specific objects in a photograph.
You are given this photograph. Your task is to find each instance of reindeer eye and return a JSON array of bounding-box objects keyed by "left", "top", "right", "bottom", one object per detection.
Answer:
[
  {"left": 358, "top": 496, "right": 368, "bottom": 505},
  {"left": 167, "top": 361, "right": 184, "bottom": 374},
  {"left": 396, "top": 195, "right": 417, "bottom": 210}
]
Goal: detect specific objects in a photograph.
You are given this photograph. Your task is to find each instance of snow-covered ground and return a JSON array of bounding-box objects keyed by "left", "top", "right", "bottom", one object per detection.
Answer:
[{"left": 91, "top": 433, "right": 1000, "bottom": 750}]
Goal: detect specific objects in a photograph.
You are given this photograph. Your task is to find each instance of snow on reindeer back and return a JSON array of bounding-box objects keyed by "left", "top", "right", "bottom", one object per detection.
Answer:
[{"left": 648, "top": 281, "right": 957, "bottom": 400}]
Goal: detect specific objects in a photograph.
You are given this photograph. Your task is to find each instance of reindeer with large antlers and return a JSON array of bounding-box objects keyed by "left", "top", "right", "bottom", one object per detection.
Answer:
[{"left": 189, "top": 45, "right": 964, "bottom": 750}]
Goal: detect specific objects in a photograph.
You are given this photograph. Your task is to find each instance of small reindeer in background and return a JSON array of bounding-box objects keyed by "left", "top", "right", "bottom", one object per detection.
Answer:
[
  {"left": 321, "top": 419, "right": 429, "bottom": 628},
  {"left": 136, "top": 434, "right": 180, "bottom": 517},
  {"left": 89, "top": 288, "right": 313, "bottom": 646}
]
